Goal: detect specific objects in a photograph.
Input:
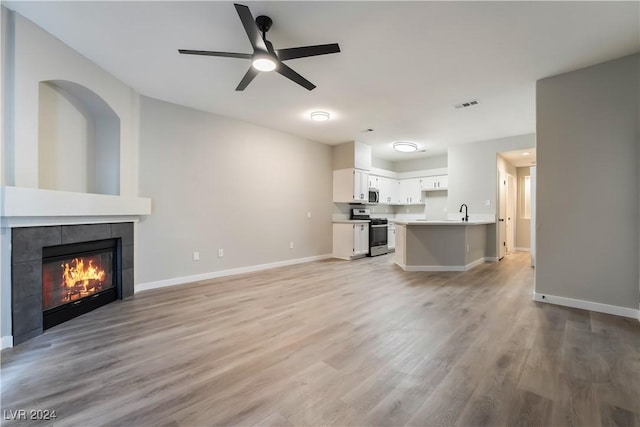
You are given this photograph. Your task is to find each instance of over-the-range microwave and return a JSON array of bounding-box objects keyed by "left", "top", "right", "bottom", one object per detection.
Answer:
[{"left": 368, "top": 188, "right": 379, "bottom": 204}]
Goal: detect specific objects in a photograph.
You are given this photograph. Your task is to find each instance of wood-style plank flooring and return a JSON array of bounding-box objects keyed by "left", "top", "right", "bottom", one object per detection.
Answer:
[{"left": 1, "top": 253, "right": 639, "bottom": 426}]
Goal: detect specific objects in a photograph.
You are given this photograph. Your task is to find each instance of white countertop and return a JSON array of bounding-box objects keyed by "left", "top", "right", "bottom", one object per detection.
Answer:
[
  {"left": 394, "top": 220, "right": 495, "bottom": 226},
  {"left": 332, "top": 220, "right": 370, "bottom": 224}
]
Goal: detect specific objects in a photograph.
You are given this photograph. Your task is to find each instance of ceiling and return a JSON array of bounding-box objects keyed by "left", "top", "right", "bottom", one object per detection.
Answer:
[
  {"left": 5, "top": 1, "right": 639, "bottom": 161},
  {"left": 500, "top": 149, "right": 536, "bottom": 168}
]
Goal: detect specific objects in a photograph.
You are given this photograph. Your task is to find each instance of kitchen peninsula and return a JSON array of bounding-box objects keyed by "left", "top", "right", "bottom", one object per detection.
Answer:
[{"left": 393, "top": 220, "right": 496, "bottom": 271}]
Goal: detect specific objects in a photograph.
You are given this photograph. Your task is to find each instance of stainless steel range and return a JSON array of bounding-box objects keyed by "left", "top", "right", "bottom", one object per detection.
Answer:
[{"left": 350, "top": 208, "right": 389, "bottom": 257}]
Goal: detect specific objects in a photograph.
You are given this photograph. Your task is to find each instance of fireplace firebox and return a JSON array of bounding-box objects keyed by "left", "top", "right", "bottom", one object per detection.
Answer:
[
  {"left": 11, "top": 223, "right": 134, "bottom": 345},
  {"left": 42, "top": 239, "right": 120, "bottom": 330}
]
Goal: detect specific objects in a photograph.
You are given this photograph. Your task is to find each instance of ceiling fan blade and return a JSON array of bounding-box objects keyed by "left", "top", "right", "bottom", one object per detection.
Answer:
[
  {"left": 235, "top": 66, "right": 259, "bottom": 91},
  {"left": 276, "top": 63, "right": 316, "bottom": 91},
  {"left": 234, "top": 3, "right": 268, "bottom": 53},
  {"left": 178, "top": 49, "right": 251, "bottom": 59},
  {"left": 276, "top": 43, "right": 341, "bottom": 61}
]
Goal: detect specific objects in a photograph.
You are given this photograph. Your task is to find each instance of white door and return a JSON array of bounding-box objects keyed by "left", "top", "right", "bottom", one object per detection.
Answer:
[{"left": 498, "top": 169, "right": 507, "bottom": 259}]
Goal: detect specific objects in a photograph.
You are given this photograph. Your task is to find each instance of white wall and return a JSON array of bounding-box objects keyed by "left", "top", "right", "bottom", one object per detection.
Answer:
[
  {"left": 137, "top": 96, "right": 333, "bottom": 285},
  {"left": 536, "top": 54, "right": 639, "bottom": 312},
  {"left": 38, "top": 82, "right": 94, "bottom": 193},
  {"left": 447, "top": 134, "right": 534, "bottom": 218},
  {"left": 7, "top": 10, "right": 138, "bottom": 195}
]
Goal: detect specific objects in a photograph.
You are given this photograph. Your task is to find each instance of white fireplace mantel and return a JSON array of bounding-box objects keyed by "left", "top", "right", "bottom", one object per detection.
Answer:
[{"left": 1, "top": 186, "right": 151, "bottom": 228}]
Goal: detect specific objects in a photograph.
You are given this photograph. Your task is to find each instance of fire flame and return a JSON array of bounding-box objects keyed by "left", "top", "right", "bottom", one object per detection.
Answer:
[{"left": 62, "top": 258, "right": 106, "bottom": 292}]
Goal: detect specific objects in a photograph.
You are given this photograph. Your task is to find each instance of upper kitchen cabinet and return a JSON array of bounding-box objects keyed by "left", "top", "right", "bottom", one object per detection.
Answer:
[
  {"left": 377, "top": 176, "right": 396, "bottom": 204},
  {"left": 332, "top": 141, "right": 372, "bottom": 171},
  {"left": 333, "top": 168, "right": 370, "bottom": 203},
  {"left": 421, "top": 175, "right": 448, "bottom": 191},
  {"left": 398, "top": 178, "right": 423, "bottom": 204}
]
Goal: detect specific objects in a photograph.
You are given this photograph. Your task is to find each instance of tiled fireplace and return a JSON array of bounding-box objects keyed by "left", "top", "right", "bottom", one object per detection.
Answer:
[{"left": 11, "top": 223, "right": 134, "bottom": 345}]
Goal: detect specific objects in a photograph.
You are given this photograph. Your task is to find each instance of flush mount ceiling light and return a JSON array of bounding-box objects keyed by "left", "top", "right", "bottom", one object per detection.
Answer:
[
  {"left": 310, "top": 111, "right": 330, "bottom": 122},
  {"left": 522, "top": 151, "right": 531, "bottom": 156},
  {"left": 393, "top": 142, "right": 418, "bottom": 153}
]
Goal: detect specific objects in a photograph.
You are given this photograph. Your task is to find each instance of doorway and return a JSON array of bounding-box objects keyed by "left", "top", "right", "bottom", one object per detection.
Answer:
[{"left": 497, "top": 149, "right": 536, "bottom": 262}]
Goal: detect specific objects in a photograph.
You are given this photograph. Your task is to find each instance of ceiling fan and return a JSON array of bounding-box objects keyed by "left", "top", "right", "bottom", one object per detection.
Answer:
[{"left": 179, "top": 3, "right": 341, "bottom": 91}]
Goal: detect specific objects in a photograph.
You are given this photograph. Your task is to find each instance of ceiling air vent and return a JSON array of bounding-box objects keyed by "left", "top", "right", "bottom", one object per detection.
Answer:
[{"left": 453, "top": 99, "right": 479, "bottom": 109}]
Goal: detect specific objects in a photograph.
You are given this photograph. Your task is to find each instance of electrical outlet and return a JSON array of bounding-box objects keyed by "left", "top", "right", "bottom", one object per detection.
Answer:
[
  {"left": 218, "top": 248, "right": 224, "bottom": 258},
  {"left": 289, "top": 241, "right": 294, "bottom": 249},
  {"left": 485, "top": 199, "right": 491, "bottom": 206},
  {"left": 466, "top": 244, "right": 470, "bottom": 253},
  {"left": 307, "top": 211, "right": 311, "bottom": 219},
  {"left": 193, "top": 251, "right": 200, "bottom": 261}
]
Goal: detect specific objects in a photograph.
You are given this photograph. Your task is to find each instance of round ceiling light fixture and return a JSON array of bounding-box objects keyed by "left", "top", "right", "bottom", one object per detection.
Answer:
[
  {"left": 522, "top": 151, "right": 531, "bottom": 156},
  {"left": 252, "top": 55, "right": 277, "bottom": 72},
  {"left": 310, "top": 111, "right": 330, "bottom": 122},
  {"left": 393, "top": 142, "right": 418, "bottom": 153}
]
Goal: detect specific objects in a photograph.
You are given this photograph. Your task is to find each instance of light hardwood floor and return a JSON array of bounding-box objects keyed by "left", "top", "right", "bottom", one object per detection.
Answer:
[{"left": 1, "top": 253, "right": 639, "bottom": 426}]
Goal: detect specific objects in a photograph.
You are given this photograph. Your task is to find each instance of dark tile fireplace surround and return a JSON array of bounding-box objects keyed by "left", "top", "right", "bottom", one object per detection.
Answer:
[{"left": 11, "top": 223, "right": 134, "bottom": 345}]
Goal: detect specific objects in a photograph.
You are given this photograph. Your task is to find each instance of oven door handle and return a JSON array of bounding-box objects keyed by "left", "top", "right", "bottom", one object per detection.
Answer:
[{"left": 371, "top": 224, "right": 388, "bottom": 228}]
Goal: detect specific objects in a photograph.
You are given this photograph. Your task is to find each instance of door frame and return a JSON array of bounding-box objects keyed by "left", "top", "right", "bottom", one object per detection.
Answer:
[
  {"left": 498, "top": 169, "right": 507, "bottom": 260},
  {"left": 506, "top": 173, "right": 516, "bottom": 253}
]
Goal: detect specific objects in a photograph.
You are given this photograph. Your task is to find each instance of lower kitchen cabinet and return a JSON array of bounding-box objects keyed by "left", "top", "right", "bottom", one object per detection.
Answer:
[
  {"left": 387, "top": 224, "right": 396, "bottom": 251},
  {"left": 333, "top": 223, "right": 369, "bottom": 260}
]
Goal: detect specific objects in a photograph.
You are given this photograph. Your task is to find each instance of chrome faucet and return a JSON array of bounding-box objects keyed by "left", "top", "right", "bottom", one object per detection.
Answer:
[{"left": 459, "top": 204, "right": 469, "bottom": 222}]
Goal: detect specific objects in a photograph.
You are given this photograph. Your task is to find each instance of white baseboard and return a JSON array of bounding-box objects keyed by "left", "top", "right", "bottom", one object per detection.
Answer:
[
  {"left": 135, "top": 254, "right": 332, "bottom": 293},
  {"left": 397, "top": 257, "right": 493, "bottom": 272},
  {"left": 1, "top": 335, "right": 14, "bottom": 350},
  {"left": 533, "top": 292, "right": 640, "bottom": 319},
  {"left": 514, "top": 247, "right": 530, "bottom": 252}
]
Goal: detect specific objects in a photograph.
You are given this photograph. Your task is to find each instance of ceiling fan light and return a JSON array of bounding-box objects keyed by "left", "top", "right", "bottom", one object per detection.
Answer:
[
  {"left": 252, "top": 57, "right": 276, "bottom": 72},
  {"left": 310, "top": 111, "right": 330, "bottom": 122},
  {"left": 393, "top": 142, "right": 418, "bottom": 153}
]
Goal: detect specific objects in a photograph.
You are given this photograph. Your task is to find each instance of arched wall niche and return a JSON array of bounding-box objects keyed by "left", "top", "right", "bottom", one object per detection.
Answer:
[{"left": 38, "top": 80, "right": 120, "bottom": 195}]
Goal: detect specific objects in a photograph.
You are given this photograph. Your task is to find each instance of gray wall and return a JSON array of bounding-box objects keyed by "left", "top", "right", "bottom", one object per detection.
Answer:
[
  {"left": 393, "top": 154, "right": 448, "bottom": 172},
  {"left": 447, "top": 134, "right": 535, "bottom": 217},
  {"left": 372, "top": 156, "right": 393, "bottom": 170},
  {"left": 536, "top": 54, "right": 639, "bottom": 309},
  {"left": 332, "top": 141, "right": 355, "bottom": 170},
  {"left": 137, "top": 96, "right": 333, "bottom": 284}
]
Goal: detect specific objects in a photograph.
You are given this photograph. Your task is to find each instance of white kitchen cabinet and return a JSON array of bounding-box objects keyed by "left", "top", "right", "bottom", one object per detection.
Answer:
[
  {"left": 333, "top": 168, "right": 370, "bottom": 203},
  {"left": 376, "top": 176, "right": 397, "bottom": 204},
  {"left": 368, "top": 175, "right": 378, "bottom": 189},
  {"left": 399, "top": 178, "right": 423, "bottom": 204},
  {"left": 332, "top": 223, "right": 369, "bottom": 260},
  {"left": 387, "top": 224, "right": 396, "bottom": 251},
  {"left": 437, "top": 175, "right": 448, "bottom": 189},
  {"left": 421, "top": 175, "right": 448, "bottom": 191}
]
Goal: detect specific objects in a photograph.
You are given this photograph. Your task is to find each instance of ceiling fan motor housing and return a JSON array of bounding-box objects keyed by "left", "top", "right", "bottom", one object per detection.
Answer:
[{"left": 255, "top": 15, "right": 273, "bottom": 34}]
